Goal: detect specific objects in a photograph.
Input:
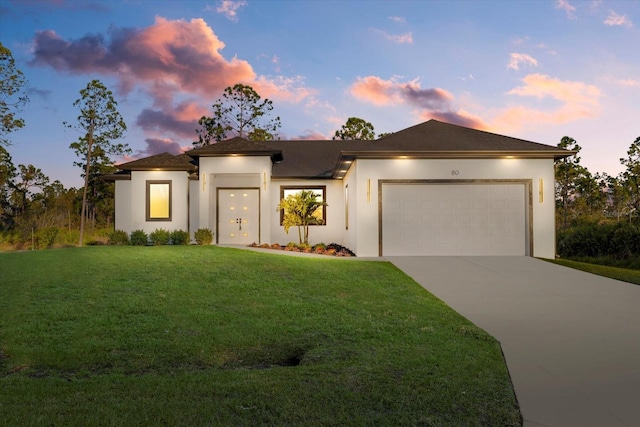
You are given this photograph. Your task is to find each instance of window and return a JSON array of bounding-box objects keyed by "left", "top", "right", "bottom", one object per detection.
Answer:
[
  {"left": 146, "top": 180, "right": 171, "bottom": 221},
  {"left": 279, "top": 186, "right": 326, "bottom": 225}
]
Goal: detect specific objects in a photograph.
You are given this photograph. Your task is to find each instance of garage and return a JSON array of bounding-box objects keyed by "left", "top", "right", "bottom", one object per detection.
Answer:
[{"left": 381, "top": 181, "right": 530, "bottom": 256}]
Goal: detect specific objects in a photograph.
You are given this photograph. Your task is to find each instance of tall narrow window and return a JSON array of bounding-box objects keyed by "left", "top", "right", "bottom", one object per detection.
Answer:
[{"left": 146, "top": 180, "right": 172, "bottom": 221}]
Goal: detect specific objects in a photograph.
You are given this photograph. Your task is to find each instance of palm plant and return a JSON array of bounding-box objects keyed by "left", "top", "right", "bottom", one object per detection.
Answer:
[{"left": 278, "top": 190, "right": 326, "bottom": 244}]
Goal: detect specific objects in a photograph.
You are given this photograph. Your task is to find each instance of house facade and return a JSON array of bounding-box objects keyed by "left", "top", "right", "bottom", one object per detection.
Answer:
[{"left": 106, "top": 120, "right": 572, "bottom": 258}]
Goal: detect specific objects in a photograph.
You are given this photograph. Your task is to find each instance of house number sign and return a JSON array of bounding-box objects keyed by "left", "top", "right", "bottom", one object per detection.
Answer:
[{"left": 451, "top": 170, "right": 460, "bottom": 176}]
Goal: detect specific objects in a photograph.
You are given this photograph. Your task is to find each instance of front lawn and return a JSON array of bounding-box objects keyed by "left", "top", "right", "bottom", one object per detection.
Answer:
[
  {"left": 0, "top": 246, "right": 521, "bottom": 426},
  {"left": 545, "top": 258, "right": 640, "bottom": 285}
]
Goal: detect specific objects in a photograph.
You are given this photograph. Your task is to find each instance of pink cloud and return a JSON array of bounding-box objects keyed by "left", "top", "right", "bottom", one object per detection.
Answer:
[
  {"left": 215, "top": 0, "right": 247, "bottom": 22},
  {"left": 30, "top": 17, "right": 315, "bottom": 144},
  {"left": 295, "top": 130, "right": 330, "bottom": 140},
  {"left": 555, "top": 0, "right": 577, "bottom": 19},
  {"left": 31, "top": 17, "right": 256, "bottom": 99},
  {"left": 372, "top": 29, "right": 413, "bottom": 44},
  {"left": 349, "top": 76, "right": 481, "bottom": 128},
  {"left": 617, "top": 78, "right": 640, "bottom": 87},
  {"left": 493, "top": 74, "right": 602, "bottom": 131},
  {"left": 604, "top": 10, "right": 633, "bottom": 27}
]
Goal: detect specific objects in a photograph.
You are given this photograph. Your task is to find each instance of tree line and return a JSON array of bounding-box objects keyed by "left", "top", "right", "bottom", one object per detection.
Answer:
[
  {"left": 555, "top": 136, "right": 639, "bottom": 227},
  {"left": 1, "top": 40, "right": 637, "bottom": 251}
]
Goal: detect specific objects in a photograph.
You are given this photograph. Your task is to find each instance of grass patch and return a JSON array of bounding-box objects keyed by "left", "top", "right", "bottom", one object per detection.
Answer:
[
  {"left": 545, "top": 258, "right": 640, "bottom": 285},
  {"left": 0, "top": 246, "right": 520, "bottom": 426}
]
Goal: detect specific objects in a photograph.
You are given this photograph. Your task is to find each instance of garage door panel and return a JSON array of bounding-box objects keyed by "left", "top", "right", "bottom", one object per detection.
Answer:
[{"left": 382, "top": 183, "right": 527, "bottom": 256}]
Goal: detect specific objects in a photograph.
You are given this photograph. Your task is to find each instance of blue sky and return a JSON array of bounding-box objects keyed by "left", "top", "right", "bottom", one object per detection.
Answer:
[{"left": 1, "top": 0, "right": 638, "bottom": 188}]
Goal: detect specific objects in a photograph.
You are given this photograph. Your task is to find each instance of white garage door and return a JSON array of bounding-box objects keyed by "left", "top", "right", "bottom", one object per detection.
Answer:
[{"left": 381, "top": 182, "right": 528, "bottom": 256}]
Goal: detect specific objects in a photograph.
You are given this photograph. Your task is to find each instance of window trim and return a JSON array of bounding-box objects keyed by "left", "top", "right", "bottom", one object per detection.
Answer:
[
  {"left": 279, "top": 185, "right": 327, "bottom": 226},
  {"left": 146, "top": 180, "right": 172, "bottom": 221}
]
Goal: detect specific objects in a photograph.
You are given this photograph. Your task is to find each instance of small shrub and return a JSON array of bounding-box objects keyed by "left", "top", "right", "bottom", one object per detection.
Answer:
[
  {"left": 194, "top": 228, "right": 213, "bottom": 245},
  {"left": 170, "top": 229, "right": 190, "bottom": 245},
  {"left": 130, "top": 229, "right": 149, "bottom": 246},
  {"left": 296, "top": 243, "right": 311, "bottom": 251},
  {"left": 107, "top": 229, "right": 130, "bottom": 245},
  {"left": 149, "top": 228, "right": 171, "bottom": 246}
]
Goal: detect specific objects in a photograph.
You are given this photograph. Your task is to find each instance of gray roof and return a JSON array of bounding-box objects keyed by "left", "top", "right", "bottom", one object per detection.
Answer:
[
  {"left": 108, "top": 120, "right": 573, "bottom": 180},
  {"left": 117, "top": 153, "right": 197, "bottom": 172}
]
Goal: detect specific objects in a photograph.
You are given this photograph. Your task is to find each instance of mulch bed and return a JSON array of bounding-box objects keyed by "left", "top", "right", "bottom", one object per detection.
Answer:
[{"left": 248, "top": 242, "right": 356, "bottom": 257}]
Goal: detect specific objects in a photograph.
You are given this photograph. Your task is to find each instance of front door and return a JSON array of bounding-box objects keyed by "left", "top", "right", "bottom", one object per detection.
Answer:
[{"left": 217, "top": 188, "right": 260, "bottom": 245}]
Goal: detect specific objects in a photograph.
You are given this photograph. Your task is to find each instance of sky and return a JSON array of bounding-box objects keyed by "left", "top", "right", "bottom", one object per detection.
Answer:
[{"left": 1, "top": 0, "right": 639, "bottom": 189}]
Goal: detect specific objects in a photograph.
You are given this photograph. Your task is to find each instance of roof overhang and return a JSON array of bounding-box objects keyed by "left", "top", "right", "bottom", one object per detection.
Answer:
[
  {"left": 101, "top": 171, "right": 131, "bottom": 181},
  {"left": 117, "top": 165, "right": 197, "bottom": 172},
  {"left": 191, "top": 150, "right": 284, "bottom": 163},
  {"left": 331, "top": 150, "right": 577, "bottom": 178}
]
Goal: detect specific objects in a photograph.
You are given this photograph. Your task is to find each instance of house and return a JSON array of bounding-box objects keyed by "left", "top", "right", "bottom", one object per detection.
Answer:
[{"left": 105, "top": 119, "right": 573, "bottom": 258}]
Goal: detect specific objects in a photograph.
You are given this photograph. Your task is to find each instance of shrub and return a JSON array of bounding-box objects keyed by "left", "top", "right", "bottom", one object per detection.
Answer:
[
  {"left": 107, "top": 229, "right": 130, "bottom": 245},
  {"left": 130, "top": 229, "right": 149, "bottom": 246},
  {"left": 194, "top": 228, "right": 213, "bottom": 245},
  {"left": 36, "top": 227, "right": 58, "bottom": 249},
  {"left": 557, "top": 223, "right": 640, "bottom": 259},
  {"left": 149, "top": 228, "right": 171, "bottom": 246},
  {"left": 170, "top": 229, "right": 190, "bottom": 245}
]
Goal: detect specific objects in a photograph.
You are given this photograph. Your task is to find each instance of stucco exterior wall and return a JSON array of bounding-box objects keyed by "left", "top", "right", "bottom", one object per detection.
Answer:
[
  {"left": 351, "top": 158, "right": 556, "bottom": 258},
  {"left": 114, "top": 180, "right": 132, "bottom": 233},
  {"left": 269, "top": 179, "right": 345, "bottom": 245},
  {"left": 197, "top": 156, "right": 272, "bottom": 244},
  {"left": 341, "top": 165, "right": 358, "bottom": 255},
  {"left": 125, "top": 170, "right": 190, "bottom": 235}
]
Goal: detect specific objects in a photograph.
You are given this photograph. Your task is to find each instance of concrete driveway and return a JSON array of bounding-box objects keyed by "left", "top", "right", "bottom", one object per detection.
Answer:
[{"left": 386, "top": 256, "right": 640, "bottom": 427}]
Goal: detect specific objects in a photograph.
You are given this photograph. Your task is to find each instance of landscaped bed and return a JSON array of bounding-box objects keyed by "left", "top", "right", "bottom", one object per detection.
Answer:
[
  {"left": 0, "top": 246, "right": 521, "bottom": 426},
  {"left": 248, "top": 241, "right": 356, "bottom": 256}
]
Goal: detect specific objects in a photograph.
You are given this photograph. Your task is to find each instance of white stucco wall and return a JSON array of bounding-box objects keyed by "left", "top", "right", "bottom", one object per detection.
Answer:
[
  {"left": 125, "top": 170, "right": 190, "bottom": 235},
  {"left": 269, "top": 179, "right": 345, "bottom": 245},
  {"left": 341, "top": 165, "right": 358, "bottom": 254},
  {"left": 197, "top": 156, "right": 272, "bottom": 244},
  {"left": 114, "top": 180, "right": 132, "bottom": 233},
  {"left": 115, "top": 154, "right": 555, "bottom": 256},
  {"left": 351, "top": 158, "right": 556, "bottom": 258}
]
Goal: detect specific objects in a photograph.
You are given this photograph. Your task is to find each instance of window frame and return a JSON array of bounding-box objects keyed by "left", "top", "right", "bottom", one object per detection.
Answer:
[
  {"left": 146, "top": 180, "right": 172, "bottom": 221},
  {"left": 279, "top": 185, "right": 327, "bottom": 226}
]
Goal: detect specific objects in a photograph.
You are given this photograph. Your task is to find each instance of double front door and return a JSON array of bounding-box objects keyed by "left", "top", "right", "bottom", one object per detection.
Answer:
[{"left": 217, "top": 188, "right": 259, "bottom": 245}]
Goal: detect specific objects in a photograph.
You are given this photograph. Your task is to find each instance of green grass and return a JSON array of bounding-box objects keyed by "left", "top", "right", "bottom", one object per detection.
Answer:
[
  {"left": 545, "top": 258, "right": 640, "bottom": 285},
  {"left": 0, "top": 246, "right": 521, "bottom": 426}
]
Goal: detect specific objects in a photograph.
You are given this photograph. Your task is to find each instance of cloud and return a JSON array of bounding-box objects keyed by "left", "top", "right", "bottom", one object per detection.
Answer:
[
  {"left": 136, "top": 102, "right": 208, "bottom": 141},
  {"left": 388, "top": 16, "right": 406, "bottom": 24},
  {"left": 507, "top": 53, "right": 539, "bottom": 70},
  {"left": 372, "top": 29, "right": 413, "bottom": 44},
  {"left": 493, "top": 73, "right": 602, "bottom": 131},
  {"left": 555, "top": 0, "right": 577, "bottom": 19},
  {"left": 215, "top": 0, "right": 247, "bottom": 22},
  {"left": 31, "top": 17, "right": 256, "bottom": 99},
  {"left": 29, "top": 17, "right": 315, "bottom": 144},
  {"left": 616, "top": 78, "right": 640, "bottom": 87},
  {"left": 295, "top": 130, "right": 330, "bottom": 140},
  {"left": 27, "top": 87, "right": 52, "bottom": 99},
  {"left": 349, "top": 76, "right": 487, "bottom": 129},
  {"left": 604, "top": 10, "right": 633, "bottom": 27},
  {"left": 140, "top": 138, "right": 185, "bottom": 156}
]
